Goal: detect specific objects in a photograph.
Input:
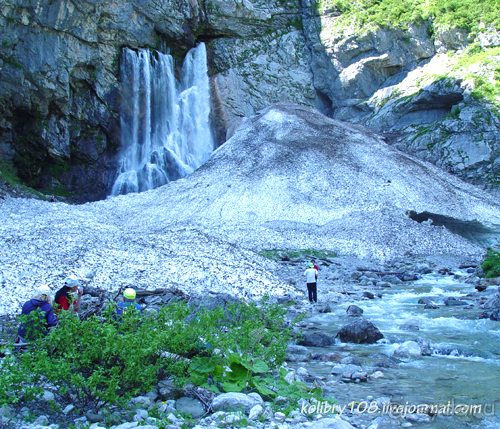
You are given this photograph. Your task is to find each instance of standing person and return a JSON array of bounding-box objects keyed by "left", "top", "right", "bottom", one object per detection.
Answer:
[
  {"left": 17, "top": 285, "right": 58, "bottom": 343},
  {"left": 311, "top": 259, "right": 319, "bottom": 272},
  {"left": 54, "top": 276, "right": 83, "bottom": 314},
  {"left": 116, "top": 288, "right": 142, "bottom": 320},
  {"left": 303, "top": 262, "right": 318, "bottom": 303}
]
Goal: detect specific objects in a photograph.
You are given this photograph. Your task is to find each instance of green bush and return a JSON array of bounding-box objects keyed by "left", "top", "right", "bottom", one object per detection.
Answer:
[
  {"left": 481, "top": 248, "right": 500, "bottom": 278},
  {"left": 0, "top": 298, "right": 298, "bottom": 411}
]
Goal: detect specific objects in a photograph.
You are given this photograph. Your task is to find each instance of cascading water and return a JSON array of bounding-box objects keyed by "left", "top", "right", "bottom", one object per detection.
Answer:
[
  {"left": 110, "top": 43, "right": 214, "bottom": 196},
  {"left": 295, "top": 273, "right": 500, "bottom": 428}
]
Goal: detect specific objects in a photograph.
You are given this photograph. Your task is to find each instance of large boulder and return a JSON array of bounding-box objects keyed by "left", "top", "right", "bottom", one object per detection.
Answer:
[
  {"left": 212, "top": 392, "right": 263, "bottom": 414},
  {"left": 298, "top": 331, "right": 335, "bottom": 347},
  {"left": 285, "top": 344, "right": 313, "bottom": 362},
  {"left": 336, "top": 318, "right": 384, "bottom": 344}
]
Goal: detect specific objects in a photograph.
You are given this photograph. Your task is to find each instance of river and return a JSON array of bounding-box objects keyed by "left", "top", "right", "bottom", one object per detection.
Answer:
[{"left": 290, "top": 272, "right": 500, "bottom": 428}]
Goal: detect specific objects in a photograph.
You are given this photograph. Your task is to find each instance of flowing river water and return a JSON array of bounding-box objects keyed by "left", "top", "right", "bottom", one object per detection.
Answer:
[{"left": 290, "top": 272, "right": 500, "bottom": 428}]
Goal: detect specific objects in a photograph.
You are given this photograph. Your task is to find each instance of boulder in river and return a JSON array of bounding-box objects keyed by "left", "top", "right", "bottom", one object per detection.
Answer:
[
  {"left": 346, "top": 305, "right": 364, "bottom": 317},
  {"left": 285, "top": 344, "right": 313, "bottom": 362},
  {"left": 362, "top": 291, "right": 375, "bottom": 299},
  {"left": 298, "top": 331, "right": 335, "bottom": 347},
  {"left": 393, "top": 341, "right": 422, "bottom": 359},
  {"left": 444, "top": 296, "right": 468, "bottom": 306},
  {"left": 399, "top": 318, "right": 421, "bottom": 331},
  {"left": 336, "top": 318, "right": 384, "bottom": 344},
  {"left": 418, "top": 297, "right": 436, "bottom": 305}
]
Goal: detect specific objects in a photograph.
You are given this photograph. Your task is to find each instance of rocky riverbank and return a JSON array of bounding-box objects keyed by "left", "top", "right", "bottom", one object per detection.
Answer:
[{"left": 2, "top": 254, "right": 499, "bottom": 429}]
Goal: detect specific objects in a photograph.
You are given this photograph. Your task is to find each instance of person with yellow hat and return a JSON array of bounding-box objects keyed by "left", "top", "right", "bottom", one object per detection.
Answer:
[{"left": 116, "top": 288, "right": 142, "bottom": 320}]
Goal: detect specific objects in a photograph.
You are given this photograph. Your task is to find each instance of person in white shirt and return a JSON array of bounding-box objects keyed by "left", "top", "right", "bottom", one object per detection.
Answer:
[{"left": 303, "top": 262, "right": 319, "bottom": 303}]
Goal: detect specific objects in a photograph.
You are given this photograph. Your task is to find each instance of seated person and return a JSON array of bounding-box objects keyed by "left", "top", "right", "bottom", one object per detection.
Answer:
[
  {"left": 116, "top": 288, "right": 142, "bottom": 320},
  {"left": 17, "top": 285, "right": 58, "bottom": 343},
  {"left": 54, "top": 276, "right": 83, "bottom": 314}
]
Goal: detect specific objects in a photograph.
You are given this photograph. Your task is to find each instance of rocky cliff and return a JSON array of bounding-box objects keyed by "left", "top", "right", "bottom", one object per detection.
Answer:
[{"left": 1, "top": 0, "right": 499, "bottom": 201}]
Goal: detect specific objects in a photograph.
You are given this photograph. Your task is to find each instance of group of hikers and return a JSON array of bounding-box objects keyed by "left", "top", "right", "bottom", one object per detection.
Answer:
[
  {"left": 16, "top": 277, "right": 141, "bottom": 343},
  {"left": 16, "top": 259, "right": 320, "bottom": 342}
]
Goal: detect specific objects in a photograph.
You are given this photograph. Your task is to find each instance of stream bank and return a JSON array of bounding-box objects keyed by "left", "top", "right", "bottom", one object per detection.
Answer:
[
  {"left": 1, "top": 255, "right": 499, "bottom": 429},
  {"left": 277, "top": 255, "right": 500, "bottom": 429}
]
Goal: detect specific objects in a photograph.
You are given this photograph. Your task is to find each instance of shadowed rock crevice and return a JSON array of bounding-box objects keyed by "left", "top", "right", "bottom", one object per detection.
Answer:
[{"left": 407, "top": 210, "right": 500, "bottom": 247}]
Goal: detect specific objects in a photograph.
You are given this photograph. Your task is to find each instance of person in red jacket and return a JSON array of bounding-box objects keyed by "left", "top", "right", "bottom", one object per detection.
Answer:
[{"left": 54, "top": 276, "right": 82, "bottom": 314}]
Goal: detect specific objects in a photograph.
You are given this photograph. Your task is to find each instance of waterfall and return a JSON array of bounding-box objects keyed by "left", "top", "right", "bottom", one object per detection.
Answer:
[{"left": 110, "top": 43, "right": 214, "bottom": 196}]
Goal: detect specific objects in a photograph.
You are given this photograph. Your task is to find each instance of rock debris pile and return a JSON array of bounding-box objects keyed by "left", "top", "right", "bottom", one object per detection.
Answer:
[{"left": 1, "top": 104, "right": 500, "bottom": 316}]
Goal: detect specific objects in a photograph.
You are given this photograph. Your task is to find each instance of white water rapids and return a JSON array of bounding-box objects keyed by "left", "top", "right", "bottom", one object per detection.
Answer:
[
  {"left": 295, "top": 273, "right": 500, "bottom": 428},
  {"left": 111, "top": 43, "right": 214, "bottom": 196}
]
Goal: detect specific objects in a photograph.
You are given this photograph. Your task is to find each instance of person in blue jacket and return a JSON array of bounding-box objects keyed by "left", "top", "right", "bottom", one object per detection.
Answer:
[
  {"left": 115, "top": 288, "right": 142, "bottom": 321},
  {"left": 17, "top": 285, "right": 58, "bottom": 343}
]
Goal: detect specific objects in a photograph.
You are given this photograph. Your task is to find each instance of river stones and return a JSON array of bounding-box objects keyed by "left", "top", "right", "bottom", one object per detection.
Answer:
[
  {"left": 336, "top": 318, "right": 384, "bottom": 344},
  {"left": 309, "top": 416, "right": 356, "bottom": 428},
  {"left": 212, "top": 392, "right": 263, "bottom": 414},
  {"left": 346, "top": 304, "right": 364, "bottom": 317},
  {"left": 298, "top": 331, "right": 335, "bottom": 347},
  {"left": 176, "top": 397, "right": 205, "bottom": 419},
  {"left": 393, "top": 341, "right": 422, "bottom": 359},
  {"left": 320, "top": 352, "right": 344, "bottom": 362},
  {"left": 399, "top": 318, "right": 420, "bottom": 331},
  {"left": 414, "top": 263, "right": 432, "bottom": 274},
  {"left": 444, "top": 296, "right": 467, "bottom": 306},
  {"left": 380, "top": 274, "right": 402, "bottom": 284},
  {"left": 285, "top": 344, "right": 313, "bottom": 362},
  {"left": 318, "top": 303, "right": 334, "bottom": 313},
  {"left": 375, "top": 281, "right": 392, "bottom": 288}
]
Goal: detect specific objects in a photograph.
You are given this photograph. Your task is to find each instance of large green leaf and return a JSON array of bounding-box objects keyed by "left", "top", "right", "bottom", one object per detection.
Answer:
[
  {"left": 189, "top": 371, "right": 207, "bottom": 386},
  {"left": 254, "top": 382, "right": 276, "bottom": 397},
  {"left": 222, "top": 380, "right": 246, "bottom": 392},
  {"left": 248, "top": 358, "right": 268, "bottom": 373},
  {"left": 229, "top": 362, "right": 249, "bottom": 381},
  {"left": 189, "top": 357, "right": 215, "bottom": 374}
]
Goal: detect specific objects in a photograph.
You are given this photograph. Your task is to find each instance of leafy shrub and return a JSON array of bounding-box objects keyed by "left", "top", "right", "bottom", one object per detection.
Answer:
[
  {"left": 0, "top": 297, "right": 297, "bottom": 411},
  {"left": 481, "top": 248, "right": 500, "bottom": 278}
]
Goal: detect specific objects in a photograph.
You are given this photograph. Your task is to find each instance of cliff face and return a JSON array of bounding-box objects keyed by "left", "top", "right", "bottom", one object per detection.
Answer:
[{"left": 0, "top": 0, "right": 499, "bottom": 201}]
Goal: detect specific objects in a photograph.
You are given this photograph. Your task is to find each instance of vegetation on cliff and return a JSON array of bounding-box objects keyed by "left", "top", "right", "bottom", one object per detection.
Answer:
[{"left": 317, "top": 0, "right": 500, "bottom": 33}]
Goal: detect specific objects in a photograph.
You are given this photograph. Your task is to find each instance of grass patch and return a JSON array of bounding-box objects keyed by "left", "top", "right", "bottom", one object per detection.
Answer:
[
  {"left": 258, "top": 249, "right": 337, "bottom": 260},
  {"left": 0, "top": 160, "right": 52, "bottom": 200}
]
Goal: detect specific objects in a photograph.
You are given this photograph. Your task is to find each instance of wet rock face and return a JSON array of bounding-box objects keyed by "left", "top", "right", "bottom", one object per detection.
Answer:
[
  {"left": 1, "top": 0, "right": 500, "bottom": 200},
  {"left": 0, "top": 0, "right": 304, "bottom": 201}
]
